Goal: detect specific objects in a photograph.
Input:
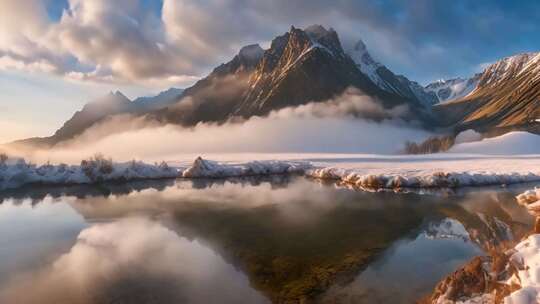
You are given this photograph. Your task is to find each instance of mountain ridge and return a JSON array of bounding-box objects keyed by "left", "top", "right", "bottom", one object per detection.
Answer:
[
  {"left": 434, "top": 52, "right": 540, "bottom": 134},
  {"left": 15, "top": 25, "right": 540, "bottom": 148}
]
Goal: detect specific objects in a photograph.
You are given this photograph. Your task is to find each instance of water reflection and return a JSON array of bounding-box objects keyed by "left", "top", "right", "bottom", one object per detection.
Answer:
[
  {"left": 320, "top": 226, "right": 483, "bottom": 303},
  {"left": 0, "top": 218, "right": 269, "bottom": 304},
  {"left": 0, "top": 177, "right": 536, "bottom": 304}
]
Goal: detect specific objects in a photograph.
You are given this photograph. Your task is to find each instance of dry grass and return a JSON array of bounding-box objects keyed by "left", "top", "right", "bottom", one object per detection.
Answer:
[
  {"left": 81, "top": 153, "right": 114, "bottom": 180},
  {"left": 403, "top": 134, "right": 455, "bottom": 154}
]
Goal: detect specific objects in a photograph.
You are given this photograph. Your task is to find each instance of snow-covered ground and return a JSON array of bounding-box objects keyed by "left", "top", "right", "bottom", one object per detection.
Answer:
[
  {"left": 2, "top": 153, "right": 540, "bottom": 191},
  {"left": 0, "top": 157, "right": 179, "bottom": 191},
  {"left": 303, "top": 154, "right": 540, "bottom": 189},
  {"left": 505, "top": 234, "right": 540, "bottom": 304},
  {"left": 1, "top": 130, "right": 540, "bottom": 191},
  {"left": 504, "top": 189, "right": 540, "bottom": 304},
  {"left": 450, "top": 132, "right": 540, "bottom": 155},
  {"left": 517, "top": 188, "right": 540, "bottom": 217},
  {"left": 182, "top": 157, "right": 310, "bottom": 178},
  {"left": 0, "top": 156, "right": 311, "bottom": 191},
  {"left": 501, "top": 188, "right": 540, "bottom": 304}
]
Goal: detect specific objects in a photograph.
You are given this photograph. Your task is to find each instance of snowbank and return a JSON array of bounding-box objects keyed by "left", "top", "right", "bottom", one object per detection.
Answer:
[
  {"left": 505, "top": 234, "right": 540, "bottom": 304},
  {"left": 0, "top": 156, "right": 312, "bottom": 191},
  {"left": 516, "top": 188, "right": 540, "bottom": 217},
  {"left": 0, "top": 157, "right": 179, "bottom": 191},
  {"left": 182, "top": 157, "right": 311, "bottom": 178},
  {"left": 449, "top": 131, "right": 540, "bottom": 155},
  {"left": 306, "top": 166, "right": 540, "bottom": 189},
  {"left": 2, "top": 153, "right": 540, "bottom": 192}
]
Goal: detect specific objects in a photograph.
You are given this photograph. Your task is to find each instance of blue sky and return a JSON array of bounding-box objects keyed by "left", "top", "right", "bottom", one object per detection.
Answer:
[{"left": 1, "top": 0, "right": 540, "bottom": 142}]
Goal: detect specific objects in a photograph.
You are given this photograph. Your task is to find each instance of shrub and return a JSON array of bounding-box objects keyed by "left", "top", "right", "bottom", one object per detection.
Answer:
[
  {"left": 81, "top": 153, "right": 114, "bottom": 180},
  {"left": 403, "top": 134, "right": 455, "bottom": 154},
  {"left": 158, "top": 161, "right": 170, "bottom": 171}
]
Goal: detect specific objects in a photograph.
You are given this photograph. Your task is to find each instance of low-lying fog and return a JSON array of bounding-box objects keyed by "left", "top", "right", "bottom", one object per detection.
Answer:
[{"left": 3, "top": 89, "right": 432, "bottom": 164}]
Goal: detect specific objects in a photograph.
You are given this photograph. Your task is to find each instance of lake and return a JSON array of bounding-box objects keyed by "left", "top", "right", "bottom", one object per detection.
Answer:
[{"left": 0, "top": 177, "right": 535, "bottom": 304}]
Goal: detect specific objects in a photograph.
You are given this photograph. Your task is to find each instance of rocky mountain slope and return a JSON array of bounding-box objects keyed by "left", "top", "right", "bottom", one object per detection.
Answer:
[
  {"left": 350, "top": 39, "right": 438, "bottom": 106},
  {"left": 159, "top": 25, "right": 434, "bottom": 126},
  {"left": 233, "top": 25, "right": 431, "bottom": 116},
  {"left": 434, "top": 52, "right": 540, "bottom": 134},
  {"left": 11, "top": 88, "right": 184, "bottom": 147}
]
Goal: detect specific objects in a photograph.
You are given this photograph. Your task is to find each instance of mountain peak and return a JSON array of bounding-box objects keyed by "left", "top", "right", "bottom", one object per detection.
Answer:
[
  {"left": 304, "top": 24, "right": 334, "bottom": 39},
  {"left": 348, "top": 38, "right": 437, "bottom": 106},
  {"left": 350, "top": 39, "right": 380, "bottom": 67},
  {"left": 90, "top": 91, "right": 130, "bottom": 107},
  {"left": 354, "top": 39, "right": 367, "bottom": 52},
  {"left": 238, "top": 44, "right": 264, "bottom": 61},
  {"left": 111, "top": 90, "right": 129, "bottom": 100}
]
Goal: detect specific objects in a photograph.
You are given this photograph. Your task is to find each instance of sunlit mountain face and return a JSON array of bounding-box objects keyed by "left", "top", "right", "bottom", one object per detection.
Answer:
[{"left": 2, "top": 1, "right": 540, "bottom": 304}]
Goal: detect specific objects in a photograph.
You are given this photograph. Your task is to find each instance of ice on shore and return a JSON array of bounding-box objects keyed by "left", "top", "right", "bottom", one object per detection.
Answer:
[
  {"left": 505, "top": 234, "right": 540, "bottom": 304},
  {"left": 306, "top": 167, "right": 540, "bottom": 189},
  {"left": 0, "top": 157, "right": 179, "bottom": 191},
  {"left": 182, "top": 156, "right": 311, "bottom": 178},
  {"left": 2, "top": 153, "right": 540, "bottom": 192},
  {"left": 0, "top": 156, "right": 311, "bottom": 191},
  {"left": 516, "top": 188, "right": 540, "bottom": 217}
]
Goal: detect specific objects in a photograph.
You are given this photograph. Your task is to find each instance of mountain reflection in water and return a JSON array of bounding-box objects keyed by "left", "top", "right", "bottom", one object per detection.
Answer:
[{"left": 0, "top": 177, "right": 535, "bottom": 304}]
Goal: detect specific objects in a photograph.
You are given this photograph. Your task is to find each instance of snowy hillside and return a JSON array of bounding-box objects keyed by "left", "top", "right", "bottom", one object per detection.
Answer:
[{"left": 449, "top": 131, "right": 540, "bottom": 154}]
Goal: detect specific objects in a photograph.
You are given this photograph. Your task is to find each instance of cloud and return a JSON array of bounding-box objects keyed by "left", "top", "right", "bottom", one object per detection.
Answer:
[
  {"left": 0, "top": 217, "right": 268, "bottom": 304},
  {"left": 2, "top": 0, "right": 540, "bottom": 86},
  {"left": 0, "top": 0, "right": 199, "bottom": 87},
  {"left": 5, "top": 90, "right": 431, "bottom": 164}
]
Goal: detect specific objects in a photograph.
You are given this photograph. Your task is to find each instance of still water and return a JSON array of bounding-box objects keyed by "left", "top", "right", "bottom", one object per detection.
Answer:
[{"left": 0, "top": 177, "right": 535, "bottom": 304}]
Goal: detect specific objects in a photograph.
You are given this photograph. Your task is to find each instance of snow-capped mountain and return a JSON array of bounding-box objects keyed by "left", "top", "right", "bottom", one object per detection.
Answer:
[
  {"left": 12, "top": 88, "right": 186, "bottom": 147},
  {"left": 234, "top": 25, "right": 435, "bottom": 117},
  {"left": 14, "top": 25, "right": 442, "bottom": 146},
  {"left": 349, "top": 39, "right": 438, "bottom": 106},
  {"left": 50, "top": 91, "right": 132, "bottom": 142},
  {"left": 435, "top": 52, "right": 540, "bottom": 132},
  {"left": 159, "top": 24, "right": 434, "bottom": 125},
  {"left": 234, "top": 25, "right": 388, "bottom": 115},
  {"left": 425, "top": 75, "right": 481, "bottom": 103}
]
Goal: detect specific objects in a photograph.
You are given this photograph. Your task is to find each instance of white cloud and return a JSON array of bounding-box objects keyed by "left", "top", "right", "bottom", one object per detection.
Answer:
[{"left": 0, "top": 0, "right": 200, "bottom": 87}]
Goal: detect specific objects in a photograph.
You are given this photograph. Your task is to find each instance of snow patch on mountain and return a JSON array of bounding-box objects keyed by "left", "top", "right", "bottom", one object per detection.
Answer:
[
  {"left": 425, "top": 75, "right": 480, "bottom": 103},
  {"left": 349, "top": 39, "right": 437, "bottom": 106},
  {"left": 349, "top": 40, "right": 385, "bottom": 88},
  {"left": 428, "top": 52, "right": 540, "bottom": 104},
  {"left": 483, "top": 52, "right": 540, "bottom": 86}
]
